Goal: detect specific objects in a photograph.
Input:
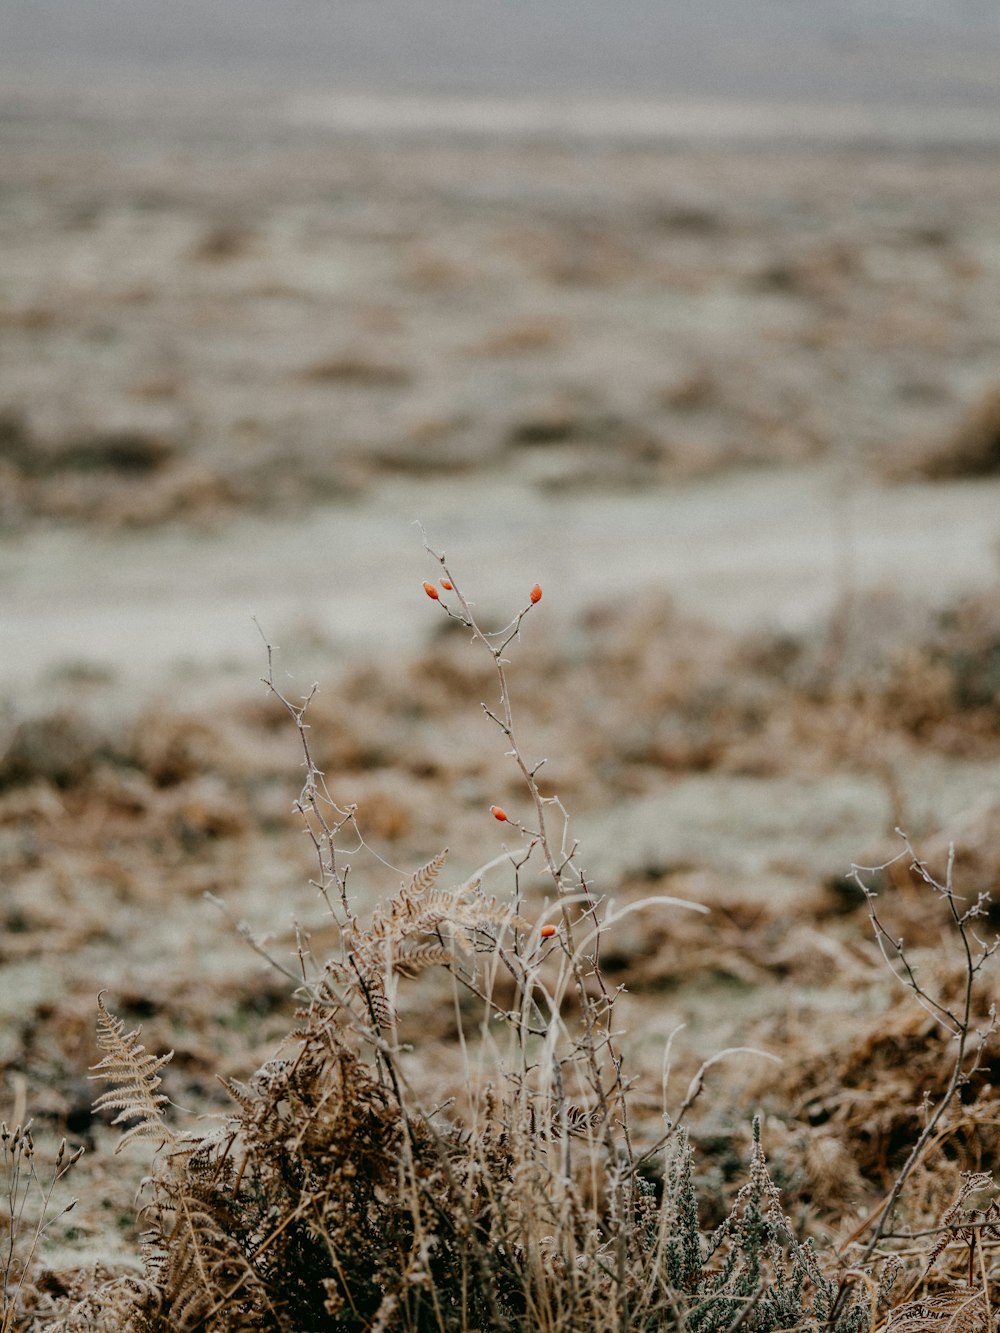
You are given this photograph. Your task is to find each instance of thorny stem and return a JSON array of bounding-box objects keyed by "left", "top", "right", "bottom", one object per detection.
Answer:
[
  {"left": 429, "top": 561, "right": 560, "bottom": 887},
  {"left": 422, "top": 544, "right": 633, "bottom": 1145}
]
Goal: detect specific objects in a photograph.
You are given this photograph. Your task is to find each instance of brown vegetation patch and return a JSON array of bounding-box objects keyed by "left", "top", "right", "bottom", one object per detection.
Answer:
[
  {"left": 909, "top": 385, "right": 1000, "bottom": 479},
  {"left": 468, "top": 316, "right": 568, "bottom": 356},
  {"left": 296, "top": 354, "right": 413, "bottom": 387},
  {"left": 189, "top": 223, "right": 259, "bottom": 262}
]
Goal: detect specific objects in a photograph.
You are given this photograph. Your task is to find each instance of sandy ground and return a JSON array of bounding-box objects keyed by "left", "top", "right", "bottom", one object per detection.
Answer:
[
  {"left": 2, "top": 81, "right": 1000, "bottom": 1307},
  {"left": 6, "top": 465, "right": 1000, "bottom": 714}
]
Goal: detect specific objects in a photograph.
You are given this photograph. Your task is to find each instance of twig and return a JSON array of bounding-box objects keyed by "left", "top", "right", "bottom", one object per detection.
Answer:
[{"left": 827, "top": 834, "right": 999, "bottom": 1326}]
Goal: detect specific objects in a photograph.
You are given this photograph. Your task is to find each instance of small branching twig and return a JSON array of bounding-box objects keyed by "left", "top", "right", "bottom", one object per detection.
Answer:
[
  {"left": 828, "top": 832, "right": 999, "bottom": 1326},
  {"left": 254, "top": 617, "right": 362, "bottom": 927}
]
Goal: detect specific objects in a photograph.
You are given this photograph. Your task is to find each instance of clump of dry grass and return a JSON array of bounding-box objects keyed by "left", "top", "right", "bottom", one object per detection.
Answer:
[
  {"left": 7, "top": 563, "right": 1000, "bottom": 1331},
  {"left": 909, "top": 385, "right": 1000, "bottom": 479},
  {"left": 2, "top": 1122, "right": 83, "bottom": 1332}
]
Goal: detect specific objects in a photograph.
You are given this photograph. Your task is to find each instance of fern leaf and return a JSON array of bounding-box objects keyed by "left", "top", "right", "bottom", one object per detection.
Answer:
[
  {"left": 887, "top": 1289, "right": 992, "bottom": 1333},
  {"left": 90, "top": 992, "right": 175, "bottom": 1153},
  {"left": 409, "top": 847, "right": 448, "bottom": 895},
  {"left": 362, "top": 974, "right": 394, "bottom": 1028},
  {"left": 394, "top": 944, "right": 455, "bottom": 978},
  {"left": 445, "top": 898, "right": 527, "bottom": 934},
  {"left": 368, "top": 851, "right": 451, "bottom": 941},
  {"left": 218, "top": 1076, "right": 257, "bottom": 1118}
]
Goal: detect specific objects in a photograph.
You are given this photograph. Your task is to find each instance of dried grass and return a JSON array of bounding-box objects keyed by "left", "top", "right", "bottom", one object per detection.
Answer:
[{"left": 5, "top": 578, "right": 1000, "bottom": 1328}]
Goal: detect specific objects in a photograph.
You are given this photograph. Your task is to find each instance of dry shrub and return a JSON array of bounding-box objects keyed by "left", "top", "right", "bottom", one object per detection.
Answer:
[
  {"left": 597, "top": 876, "right": 850, "bottom": 998},
  {"left": 10, "top": 570, "right": 1000, "bottom": 1330},
  {"left": 755, "top": 840, "right": 1000, "bottom": 1283},
  {"left": 745, "top": 589, "right": 1000, "bottom": 765},
  {"left": 0, "top": 712, "right": 108, "bottom": 791},
  {"left": 25, "top": 564, "right": 897, "bottom": 1333},
  {"left": 0, "top": 705, "right": 262, "bottom": 943},
  {"left": 55, "top": 882, "right": 873, "bottom": 1333},
  {"left": 911, "top": 385, "right": 1000, "bottom": 479},
  {"left": 780, "top": 988, "right": 995, "bottom": 1192},
  {"left": 853, "top": 592, "right": 1000, "bottom": 753},
  {"left": 328, "top": 592, "right": 787, "bottom": 799}
]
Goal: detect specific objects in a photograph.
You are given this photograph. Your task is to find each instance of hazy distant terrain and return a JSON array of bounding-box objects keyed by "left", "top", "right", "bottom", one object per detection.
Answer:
[{"left": 3, "top": 0, "right": 1000, "bottom": 109}]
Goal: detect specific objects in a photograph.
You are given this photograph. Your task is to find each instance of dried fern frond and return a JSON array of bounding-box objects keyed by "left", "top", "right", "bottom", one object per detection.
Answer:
[
  {"left": 367, "top": 882, "right": 525, "bottom": 950},
  {"left": 43, "top": 1270, "right": 163, "bottom": 1333},
  {"left": 90, "top": 993, "right": 175, "bottom": 1153},
  {"left": 160, "top": 1186, "right": 274, "bottom": 1331},
  {"left": 887, "top": 1287, "right": 993, "bottom": 1333},
  {"left": 922, "top": 1172, "right": 1000, "bottom": 1277},
  {"left": 340, "top": 867, "right": 528, "bottom": 1027},
  {"left": 363, "top": 848, "right": 448, "bottom": 941},
  {"left": 393, "top": 942, "right": 455, "bottom": 979},
  {"left": 216, "top": 1077, "right": 258, "bottom": 1122},
  {"left": 410, "top": 846, "right": 449, "bottom": 894}
]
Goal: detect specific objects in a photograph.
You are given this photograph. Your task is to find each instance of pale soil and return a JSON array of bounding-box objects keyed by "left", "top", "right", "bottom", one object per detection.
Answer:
[
  {"left": 2, "top": 84, "right": 1000, "bottom": 1298},
  {"left": 6, "top": 464, "right": 1000, "bottom": 712}
]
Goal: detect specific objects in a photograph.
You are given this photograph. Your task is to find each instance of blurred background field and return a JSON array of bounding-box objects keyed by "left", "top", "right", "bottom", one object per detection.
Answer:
[{"left": 3, "top": 0, "right": 1000, "bottom": 1289}]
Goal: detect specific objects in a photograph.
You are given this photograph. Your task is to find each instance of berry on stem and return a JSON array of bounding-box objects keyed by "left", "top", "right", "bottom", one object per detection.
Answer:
[
  {"left": 423, "top": 581, "right": 440, "bottom": 600},
  {"left": 539, "top": 923, "right": 557, "bottom": 939},
  {"left": 440, "top": 579, "right": 453, "bottom": 591},
  {"left": 490, "top": 805, "right": 509, "bottom": 822},
  {"left": 530, "top": 584, "right": 543, "bottom": 604}
]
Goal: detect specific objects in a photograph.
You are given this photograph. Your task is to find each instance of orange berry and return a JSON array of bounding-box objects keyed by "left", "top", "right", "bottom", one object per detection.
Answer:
[
  {"left": 540, "top": 923, "right": 557, "bottom": 939},
  {"left": 490, "top": 805, "right": 508, "bottom": 822},
  {"left": 530, "top": 584, "right": 543, "bottom": 604},
  {"left": 423, "top": 581, "right": 440, "bottom": 600},
  {"left": 440, "top": 579, "right": 453, "bottom": 591}
]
